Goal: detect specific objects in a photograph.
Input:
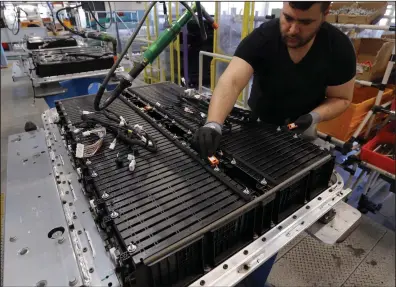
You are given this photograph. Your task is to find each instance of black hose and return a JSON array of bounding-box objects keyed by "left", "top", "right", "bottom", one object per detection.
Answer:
[
  {"left": 195, "top": 2, "right": 207, "bottom": 41},
  {"left": 87, "top": 1, "right": 113, "bottom": 30},
  {"left": 179, "top": 1, "right": 201, "bottom": 29},
  {"left": 94, "top": 1, "right": 157, "bottom": 111}
]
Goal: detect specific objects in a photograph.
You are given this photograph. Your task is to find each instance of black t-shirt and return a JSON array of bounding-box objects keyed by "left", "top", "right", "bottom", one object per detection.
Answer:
[{"left": 234, "top": 19, "right": 356, "bottom": 125}]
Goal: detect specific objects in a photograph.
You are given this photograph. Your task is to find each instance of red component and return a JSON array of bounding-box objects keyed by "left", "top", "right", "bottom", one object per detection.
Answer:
[
  {"left": 288, "top": 123, "right": 297, "bottom": 130},
  {"left": 2, "top": 43, "right": 9, "bottom": 51},
  {"left": 113, "top": 55, "right": 117, "bottom": 63},
  {"left": 117, "top": 12, "right": 124, "bottom": 16},
  {"left": 208, "top": 156, "right": 219, "bottom": 166},
  {"left": 361, "top": 123, "right": 395, "bottom": 174}
]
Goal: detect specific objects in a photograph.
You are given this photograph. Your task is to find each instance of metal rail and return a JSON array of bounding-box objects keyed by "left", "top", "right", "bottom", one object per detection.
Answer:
[
  {"left": 198, "top": 50, "right": 250, "bottom": 109},
  {"left": 331, "top": 23, "right": 395, "bottom": 31},
  {"left": 31, "top": 67, "right": 125, "bottom": 86},
  {"left": 191, "top": 173, "right": 349, "bottom": 286}
]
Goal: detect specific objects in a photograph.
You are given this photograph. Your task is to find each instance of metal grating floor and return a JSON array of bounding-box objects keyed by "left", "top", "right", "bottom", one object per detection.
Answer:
[
  {"left": 268, "top": 215, "right": 395, "bottom": 287},
  {"left": 58, "top": 95, "right": 249, "bottom": 262}
]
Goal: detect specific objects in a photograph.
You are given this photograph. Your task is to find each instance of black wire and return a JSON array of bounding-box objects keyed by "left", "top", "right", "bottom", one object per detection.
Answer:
[
  {"left": 94, "top": 1, "right": 157, "bottom": 111},
  {"left": 7, "top": 6, "right": 20, "bottom": 35},
  {"left": 195, "top": 2, "right": 207, "bottom": 41},
  {"left": 87, "top": 1, "right": 113, "bottom": 30},
  {"left": 56, "top": 5, "right": 84, "bottom": 37},
  {"left": 179, "top": 2, "right": 201, "bottom": 31}
]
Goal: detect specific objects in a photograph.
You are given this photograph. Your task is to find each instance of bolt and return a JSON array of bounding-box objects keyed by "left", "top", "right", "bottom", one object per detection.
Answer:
[
  {"left": 102, "top": 193, "right": 109, "bottom": 199},
  {"left": 243, "top": 188, "right": 250, "bottom": 195},
  {"left": 262, "top": 237, "right": 266, "bottom": 242},
  {"left": 89, "top": 268, "right": 94, "bottom": 273},
  {"left": 214, "top": 166, "right": 220, "bottom": 172},
  {"left": 91, "top": 171, "right": 98, "bottom": 178},
  {"left": 243, "top": 264, "right": 250, "bottom": 270},
  {"left": 223, "top": 264, "right": 228, "bottom": 269},
  {"left": 110, "top": 211, "right": 119, "bottom": 219},
  {"left": 260, "top": 178, "right": 267, "bottom": 185},
  {"left": 78, "top": 230, "right": 82, "bottom": 235},
  {"left": 9, "top": 236, "right": 17, "bottom": 242},
  {"left": 293, "top": 134, "right": 298, "bottom": 139},
  {"left": 200, "top": 280, "right": 205, "bottom": 286},
  {"left": 243, "top": 250, "right": 248, "bottom": 255},
  {"left": 58, "top": 236, "right": 65, "bottom": 244},
  {"left": 127, "top": 243, "right": 137, "bottom": 253},
  {"left": 231, "top": 158, "right": 236, "bottom": 165},
  {"left": 277, "top": 126, "right": 281, "bottom": 131}
]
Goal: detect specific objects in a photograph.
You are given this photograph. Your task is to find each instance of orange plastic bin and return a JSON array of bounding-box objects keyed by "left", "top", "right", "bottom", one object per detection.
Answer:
[{"left": 317, "top": 86, "right": 394, "bottom": 141}]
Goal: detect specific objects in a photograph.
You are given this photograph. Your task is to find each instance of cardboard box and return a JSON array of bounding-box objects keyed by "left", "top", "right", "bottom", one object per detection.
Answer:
[
  {"left": 327, "top": 2, "right": 352, "bottom": 23},
  {"left": 352, "top": 38, "right": 394, "bottom": 81},
  {"left": 337, "top": 2, "right": 387, "bottom": 25}
]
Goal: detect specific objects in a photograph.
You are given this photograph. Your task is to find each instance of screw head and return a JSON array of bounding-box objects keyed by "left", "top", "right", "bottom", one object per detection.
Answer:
[
  {"left": 110, "top": 211, "right": 119, "bottom": 219},
  {"left": 127, "top": 243, "right": 137, "bottom": 253},
  {"left": 9, "top": 236, "right": 17, "bottom": 242},
  {"left": 58, "top": 237, "right": 65, "bottom": 244},
  {"left": 102, "top": 193, "right": 109, "bottom": 199}
]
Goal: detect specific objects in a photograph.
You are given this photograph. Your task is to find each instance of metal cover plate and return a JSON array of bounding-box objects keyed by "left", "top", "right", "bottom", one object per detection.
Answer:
[{"left": 3, "top": 130, "right": 82, "bottom": 286}]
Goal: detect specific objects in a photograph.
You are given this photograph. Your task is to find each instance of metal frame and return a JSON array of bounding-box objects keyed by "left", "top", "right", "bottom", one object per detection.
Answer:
[
  {"left": 198, "top": 50, "right": 250, "bottom": 109},
  {"left": 42, "top": 109, "right": 120, "bottom": 286},
  {"left": 30, "top": 66, "right": 125, "bottom": 86},
  {"left": 191, "top": 174, "right": 349, "bottom": 287}
]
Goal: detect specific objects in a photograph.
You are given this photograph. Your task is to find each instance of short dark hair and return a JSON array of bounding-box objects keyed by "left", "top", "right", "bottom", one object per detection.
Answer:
[{"left": 289, "top": 2, "right": 331, "bottom": 13}]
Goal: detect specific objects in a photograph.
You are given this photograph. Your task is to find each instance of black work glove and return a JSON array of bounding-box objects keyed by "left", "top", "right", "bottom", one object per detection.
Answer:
[
  {"left": 193, "top": 122, "right": 222, "bottom": 158},
  {"left": 288, "top": 112, "right": 320, "bottom": 134}
]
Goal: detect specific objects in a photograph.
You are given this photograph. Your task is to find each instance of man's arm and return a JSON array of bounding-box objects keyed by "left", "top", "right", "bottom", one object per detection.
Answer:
[
  {"left": 206, "top": 57, "right": 253, "bottom": 124},
  {"left": 312, "top": 77, "right": 355, "bottom": 122}
]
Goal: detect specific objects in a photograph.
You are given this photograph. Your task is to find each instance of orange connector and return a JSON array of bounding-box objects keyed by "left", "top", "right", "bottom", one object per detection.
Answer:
[
  {"left": 208, "top": 156, "right": 219, "bottom": 166},
  {"left": 288, "top": 123, "right": 298, "bottom": 130}
]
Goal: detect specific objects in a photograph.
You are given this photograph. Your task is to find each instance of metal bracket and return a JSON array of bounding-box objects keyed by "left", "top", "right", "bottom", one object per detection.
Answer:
[{"left": 190, "top": 173, "right": 349, "bottom": 287}]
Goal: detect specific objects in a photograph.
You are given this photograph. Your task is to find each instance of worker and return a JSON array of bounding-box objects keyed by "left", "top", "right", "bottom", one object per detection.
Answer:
[{"left": 194, "top": 1, "right": 356, "bottom": 159}]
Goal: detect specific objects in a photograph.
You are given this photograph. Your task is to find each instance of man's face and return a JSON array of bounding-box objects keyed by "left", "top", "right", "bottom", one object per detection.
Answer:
[{"left": 280, "top": 2, "right": 327, "bottom": 48}]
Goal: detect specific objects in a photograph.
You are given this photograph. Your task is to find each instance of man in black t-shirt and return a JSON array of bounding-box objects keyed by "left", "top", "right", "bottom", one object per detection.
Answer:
[{"left": 194, "top": 2, "right": 356, "bottom": 158}]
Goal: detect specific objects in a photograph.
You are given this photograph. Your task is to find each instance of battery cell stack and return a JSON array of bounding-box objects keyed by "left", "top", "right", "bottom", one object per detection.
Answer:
[{"left": 55, "top": 82, "right": 335, "bottom": 286}]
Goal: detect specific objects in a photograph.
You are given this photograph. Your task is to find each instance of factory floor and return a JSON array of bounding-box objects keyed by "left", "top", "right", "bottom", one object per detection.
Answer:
[{"left": 1, "top": 62, "right": 395, "bottom": 286}]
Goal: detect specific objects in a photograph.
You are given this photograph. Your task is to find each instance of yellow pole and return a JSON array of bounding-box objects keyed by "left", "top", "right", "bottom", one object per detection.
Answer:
[
  {"left": 153, "top": 3, "right": 160, "bottom": 82},
  {"left": 176, "top": 2, "right": 181, "bottom": 85},
  {"left": 144, "top": 2, "right": 152, "bottom": 83},
  {"left": 211, "top": 2, "right": 220, "bottom": 91},
  {"left": 250, "top": 2, "right": 255, "bottom": 33},
  {"left": 168, "top": 1, "right": 175, "bottom": 83}
]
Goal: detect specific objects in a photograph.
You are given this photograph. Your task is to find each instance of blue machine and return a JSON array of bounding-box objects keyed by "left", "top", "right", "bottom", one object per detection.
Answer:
[{"left": 43, "top": 77, "right": 117, "bottom": 108}]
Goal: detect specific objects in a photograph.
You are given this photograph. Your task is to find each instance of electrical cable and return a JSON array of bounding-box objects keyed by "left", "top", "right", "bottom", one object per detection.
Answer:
[
  {"left": 86, "top": 1, "right": 113, "bottom": 30},
  {"left": 93, "top": 1, "right": 157, "bottom": 110},
  {"left": 80, "top": 110, "right": 158, "bottom": 152},
  {"left": 56, "top": 5, "right": 84, "bottom": 37},
  {"left": 94, "top": 1, "right": 210, "bottom": 111},
  {"left": 195, "top": 1, "right": 207, "bottom": 41}
]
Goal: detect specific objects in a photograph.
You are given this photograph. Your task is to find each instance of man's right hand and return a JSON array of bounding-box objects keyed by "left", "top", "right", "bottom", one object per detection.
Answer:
[{"left": 193, "top": 122, "right": 222, "bottom": 158}]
